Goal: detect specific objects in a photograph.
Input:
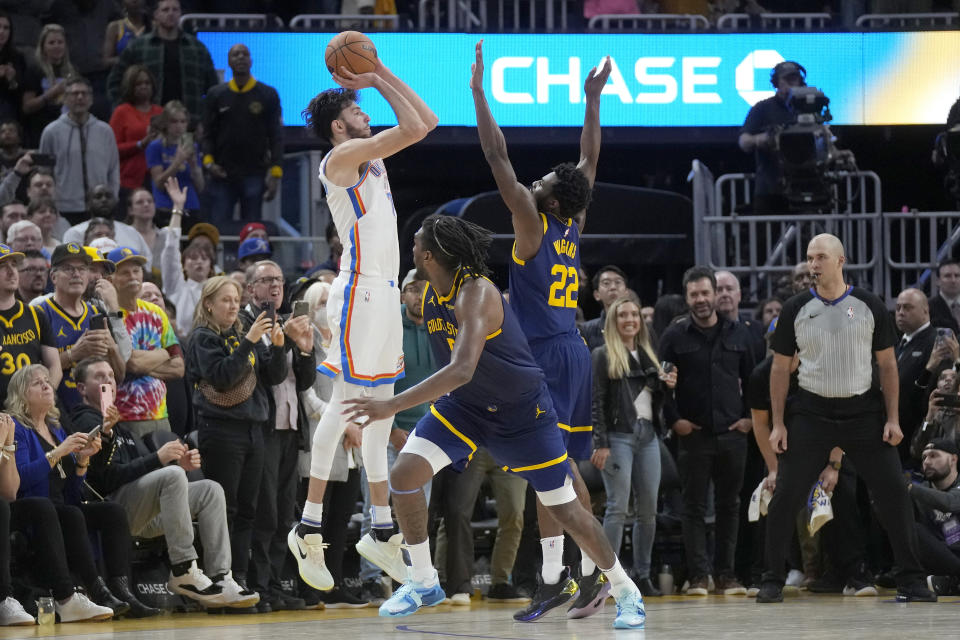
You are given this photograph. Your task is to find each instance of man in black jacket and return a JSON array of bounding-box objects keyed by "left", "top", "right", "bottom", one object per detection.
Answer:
[
  {"left": 911, "top": 439, "right": 960, "bottom": 595},
  {"left": 929, "top": 261, "right": 960, "bottom": 335},
  {"left": 241, "top": 260, "right": 316, "bottom": 611},
  {"left": 77, "top": 356, "right": 257, "bottom": 609},
  {"left": 895, "top": 288, "right": 938, "bottom": 465},
  {"left": 659, "top": 266, "right": 756, "bottom": 597}
]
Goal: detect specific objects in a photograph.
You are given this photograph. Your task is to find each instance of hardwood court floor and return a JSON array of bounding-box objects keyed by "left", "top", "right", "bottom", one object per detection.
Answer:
[{"left": 3, "top": 592, "right": 959, "bottom": 640}]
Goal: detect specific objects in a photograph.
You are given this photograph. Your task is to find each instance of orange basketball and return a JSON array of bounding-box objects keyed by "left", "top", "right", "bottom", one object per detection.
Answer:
[{"left": 325, "top": 31, "right": 378, "bottom": 76}]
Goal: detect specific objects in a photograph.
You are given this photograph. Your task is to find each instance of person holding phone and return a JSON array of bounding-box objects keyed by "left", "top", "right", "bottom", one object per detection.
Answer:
[
  {"left": 186, "top": 276, "right": 289, "bottom": 606},
  {"left": 239, "top": 261, "right": 316, "bottom": 611},
  {"left": 146, "top": 100, "right": 202, "bottom": 213},
  {"left": 8, "top": 364, "right": 157, "bottom": 619},
  {"left": 33, "top": 243, "right": 126, "bottom": 411}
]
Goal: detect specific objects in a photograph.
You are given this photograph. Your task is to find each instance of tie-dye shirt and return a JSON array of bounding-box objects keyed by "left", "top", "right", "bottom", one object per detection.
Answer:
[{"left": 117, "top": 299, "right": 181, "bottom": 421}]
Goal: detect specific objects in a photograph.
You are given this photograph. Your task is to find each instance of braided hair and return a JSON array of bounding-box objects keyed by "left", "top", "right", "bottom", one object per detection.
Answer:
[{"left": 420, "top": 214, "right": 493, "bottom": 277}]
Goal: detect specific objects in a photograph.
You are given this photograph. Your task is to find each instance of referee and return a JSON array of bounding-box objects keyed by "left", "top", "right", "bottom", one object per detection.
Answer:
[{"left": 757, "top": 234, "right": 936, "bottom": 603}]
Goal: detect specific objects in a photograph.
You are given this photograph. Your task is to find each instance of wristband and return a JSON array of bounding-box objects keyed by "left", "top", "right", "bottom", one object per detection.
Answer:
[{"left": 269, "top": 165, "right": 283, "bottom": 178}]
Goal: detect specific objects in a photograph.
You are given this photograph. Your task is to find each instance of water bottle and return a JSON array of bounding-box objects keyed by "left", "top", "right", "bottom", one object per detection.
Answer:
[{"left": 658, "top": 564, "right": 674, "bottom": 595}]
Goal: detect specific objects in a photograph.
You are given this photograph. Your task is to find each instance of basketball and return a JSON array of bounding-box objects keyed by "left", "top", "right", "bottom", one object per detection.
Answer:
[{"left": 325, "top": 31, "right": 378, "bottom": 76}]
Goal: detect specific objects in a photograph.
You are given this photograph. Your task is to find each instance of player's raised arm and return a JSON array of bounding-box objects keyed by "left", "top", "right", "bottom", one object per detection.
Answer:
[
  {"left": 326, "top": 67, "right": 429, "bottom": 178},
  {"left": 576, "top": 56, "right": 611, "bottom": 230},
  {"left": 470, "top": 40, "right": 542, "bottom": 259},
  {"left": 374, "top": 59, "right": 439, "bottom": 132}
]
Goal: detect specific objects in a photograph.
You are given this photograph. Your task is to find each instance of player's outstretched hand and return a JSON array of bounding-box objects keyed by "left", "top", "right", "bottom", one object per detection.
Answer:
[
  {"left": 584, "top": 55, "right": 611, "bottom": 99},
  {"left": 332, "top": 66, "right": 379, "bottom": 90},
  {"left": 470, "top": 39, "right": 484, "bottom": 91},
  {"left": 343, "top": 396, "right": 398, "bottom": 425}
]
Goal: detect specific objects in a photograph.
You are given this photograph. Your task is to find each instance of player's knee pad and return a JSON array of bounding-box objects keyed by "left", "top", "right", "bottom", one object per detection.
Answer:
[
  {"left": 535, "top": 475, "right": 577, "bottom": 507},
  {"left": 360, "top": 417, "right": 392, "bottom": 483},
  {"left": 398, "top": 433, "right": 453, "bottom": 476}
]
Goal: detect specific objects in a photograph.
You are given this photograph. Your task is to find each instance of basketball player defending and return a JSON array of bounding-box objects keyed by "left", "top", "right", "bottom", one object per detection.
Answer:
[
  {"left": 343, "top": 215, "right": 645, "bottom": 629},
  {"left": 472, "top": 40, "right": 613, "bottom": 620},
  {"left": 288, "top": 60, "right": 437, "bottom": 591}
]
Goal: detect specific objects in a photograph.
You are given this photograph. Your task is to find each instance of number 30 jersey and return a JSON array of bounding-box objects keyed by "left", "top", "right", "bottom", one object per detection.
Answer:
[{"left": 508, "top": 213, "right": 581, "bottom": 342}]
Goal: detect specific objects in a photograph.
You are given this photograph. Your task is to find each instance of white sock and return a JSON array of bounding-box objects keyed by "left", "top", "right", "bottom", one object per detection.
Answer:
[
  {"left": 371, "top": 504, "right": 393, "bottom": 527},
  {"left": 407, "top": 540, "right": 437, "bottom": 586},
  {"left": 600, "top": 557, "right": 635, "bottom": 594},
  {"left": 301, "top": 501, "right": 323, "bottom": 528},
  {"left": 581, "top": 552, "right": 596, "bottom": 578},
  {"left": 540, "top": 536, "right": 565, "bottom": 584}
]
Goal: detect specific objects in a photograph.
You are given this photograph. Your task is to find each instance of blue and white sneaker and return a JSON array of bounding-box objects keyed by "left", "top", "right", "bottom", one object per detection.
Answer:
[
  {"left": 378, "top": 580, "right": 446, "bottom": 617},
  {"left": 612, "top": 587, "right": 645, "bottom": 630}
]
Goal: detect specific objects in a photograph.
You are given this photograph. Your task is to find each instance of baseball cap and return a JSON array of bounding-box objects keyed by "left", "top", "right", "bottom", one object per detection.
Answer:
[
  {"left": 238, "top": 237, "right": 271, "bottom": 261},
  {"left": 187, "top": 222, "right": 220, "bottom": 246},
  {"left": 84, "top": 245, "right": 116, "bottom": 273},
  {"left": 50, "top": 242, "right": 92, "bottom": 268},
  {"left": 0, "top": 243, "right": 24, "bottom": 264},
  {"left": 401, "top": 268, "right": 421, "bottom": 291},
  {"left": 925, "top": 438, "right": 960, "bottom": 456},
  {"left": 239, "top": 222, "right": 267, "bottom": 243},
  {"left": 106, "top": 246, "right": 148, "bottom": 267}
]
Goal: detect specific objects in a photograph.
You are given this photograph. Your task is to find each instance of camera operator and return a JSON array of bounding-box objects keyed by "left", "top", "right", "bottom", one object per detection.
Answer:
[
  {"left": 738, "top": 61, "right": 807, "bottom": 214},
  {"left": 909, "top": 439, "right": 960, "bottom": 595}
]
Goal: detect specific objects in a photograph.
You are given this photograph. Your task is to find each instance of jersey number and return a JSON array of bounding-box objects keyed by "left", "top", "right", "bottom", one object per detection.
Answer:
[
  {"left": 0, "top": 352, "right": 31, "bottom": 375},
  {"left": 548, "top": 265, "right": 578, "bottom": 309}
]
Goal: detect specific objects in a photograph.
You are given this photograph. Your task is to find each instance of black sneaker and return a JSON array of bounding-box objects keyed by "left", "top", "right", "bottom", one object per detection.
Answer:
[
  {"left": 486, "top": 582, "right": 531, "bottom": 603},
  {"left": 635, "top": 577, "right": 662, "bottom": 597},
  {"left": 756, "top": 581, "right": 784, "bottom": 603},
  {"left": 926, "top": 575, "right": 959, "bottom": 596},
  {"left": 875, "top": 571, "right": 897, "bottom": 589},
  {"left": 317, "top": 587, "right": 370, "bottom": 609},
  {"left": 896, "top": 581, "right": 937, "bottom": 602},
  {"left": 566, "top": 568, "right": 610, "bottom": 619},
  {"left": 360, "top": 579, "right": 387, "bottom": 606},
  {"left": 513, "top": 567, "right": 579, "bottom": 622},
  {"left": 807, "top": 571, "right": 843, "bottom": 594},
  {"left": 266, "top": 589, "right": 306, "bottom": 611}
]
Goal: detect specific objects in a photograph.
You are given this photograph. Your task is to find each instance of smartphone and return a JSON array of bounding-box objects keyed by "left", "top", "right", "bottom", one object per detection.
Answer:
[
  {"left": 31, "top": 153, "right": 56, "bottom": 167},
  {"left": 260, "top": 300, "right": 276, "bottom": 322},
  {"left": 292, "top": 300, "right": 310, "bottom": 318},
  {"left": 100, "top": 383, "right": 114, "bottom": 417},
  {"left": 88, "top": 314, "right": 106, "bottom": 331},
  {"left": 180, "top": 132, "right": 194, "bottom": 149},
  {"left": 660, "top": 361, "right": 676, "bottom": 375},
  {"left": 86, "top": 424, "right": 102, "bottom": 440},
  {"left": 935, "top": 392, "right": 960, "bottom": 408}
]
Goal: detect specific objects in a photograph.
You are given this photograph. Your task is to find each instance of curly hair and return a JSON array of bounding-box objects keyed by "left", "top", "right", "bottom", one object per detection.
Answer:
[
  {"left": 420, "top": 214, "right": 493, "bottom": 277},
  {"left": 550, "top": 162, "right": 592, "bottom": 219},
  {"left": 119, "top": 64, "right": 156, "bottom": 105},
  {"left": 302, "top": 88, "right": 359, "bottom": 143}
]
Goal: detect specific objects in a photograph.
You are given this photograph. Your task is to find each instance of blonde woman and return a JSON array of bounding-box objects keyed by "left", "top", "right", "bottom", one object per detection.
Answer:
[
  {"left": 21, "top": 24, "right": 76, "bottom": 145},
  {"left": 146, "top": 101, "right": 203, "bottom": 212},
  {"left": 590, "top": 296, "right": 677, "bottom": 597},
  {"left": 185, "top": 276, "right": 286, "bottom": 599},
  {"left": 8, "top": 365, "right": 151, "bottom": 620}
]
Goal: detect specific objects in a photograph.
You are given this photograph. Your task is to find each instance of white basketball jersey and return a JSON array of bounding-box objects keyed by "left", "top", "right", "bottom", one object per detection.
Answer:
[{"left": 319, "top": 155, "right": 400, "bottom": 281}]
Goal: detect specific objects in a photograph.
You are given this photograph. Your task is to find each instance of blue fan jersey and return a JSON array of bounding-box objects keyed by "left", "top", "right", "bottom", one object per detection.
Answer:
[
  {"left": 508, "top": 213, "right": 581, "bottom": 341},
  {"left": 35, "top": 298, "right": 102, "bottom": 410},
  {"left": 422, "top": 268, "right": 544, "bottom": 409}
]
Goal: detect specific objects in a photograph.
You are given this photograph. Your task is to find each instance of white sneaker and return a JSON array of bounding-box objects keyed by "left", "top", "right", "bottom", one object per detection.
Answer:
[
  {"left": 168, "top": 560, "right": 225, "bottom": 605},
  {"left": 355, "top": 531, "right": 408, "bottom": 584},
  {"left": 785, "top": 569, "right": 805, "bottom": 590},
  {"left": 0, "top": 597, "right": 35, "bottom": 626},
  {"left": 448, "top": 592, "right": 471, "bottom": 606},
  {"left": 214, "top": 571, "right": 261, "bottom": 608},
  {"left": 55, "top": 592, "right": 113, "bottom": 622},
  {"left": 288, "top": 524, "right": 334, "bottom": 591}
]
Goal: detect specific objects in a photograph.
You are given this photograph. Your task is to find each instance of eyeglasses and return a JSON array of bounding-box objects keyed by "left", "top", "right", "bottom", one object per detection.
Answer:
[
  {"left": 254, "top": 276, "right": 284, "bottom": 286},
  {"left": 54, "top": 265, "right": 87, "bottom": 275}
]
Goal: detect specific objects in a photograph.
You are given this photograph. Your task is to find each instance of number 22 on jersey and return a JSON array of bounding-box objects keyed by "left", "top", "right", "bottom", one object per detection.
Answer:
[{"left": 548, "top": 264, "right": 578, "bottom": 309}]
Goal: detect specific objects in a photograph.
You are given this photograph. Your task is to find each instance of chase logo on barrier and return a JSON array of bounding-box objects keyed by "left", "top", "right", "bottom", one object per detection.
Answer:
[{"left": 199, "top": 31, "right": 960, "bottom": 127}]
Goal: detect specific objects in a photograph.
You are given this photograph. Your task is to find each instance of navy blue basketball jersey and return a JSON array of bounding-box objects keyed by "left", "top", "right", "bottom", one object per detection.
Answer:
[
  {"left": 35, "top": 297, "right": 102, "bottom": 410},
  {"left": 422, "top": 268, "right": 544, "bottom": 409},
  {"left": 0, "top": 300, "right": 55, "bottom": 399},
  {"left": 508, "top": 213, "right": 581, "bottom": 341}
]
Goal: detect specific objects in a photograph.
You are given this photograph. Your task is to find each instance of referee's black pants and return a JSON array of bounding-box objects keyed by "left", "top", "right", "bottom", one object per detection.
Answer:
[{"left": 761, "top": 390, "right": 925, "bottom": 588}]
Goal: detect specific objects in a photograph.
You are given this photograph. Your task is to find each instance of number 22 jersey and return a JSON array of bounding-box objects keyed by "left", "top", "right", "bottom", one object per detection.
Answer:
[{"left": 508, "top": 213, "right": 581, "bottom": 342}]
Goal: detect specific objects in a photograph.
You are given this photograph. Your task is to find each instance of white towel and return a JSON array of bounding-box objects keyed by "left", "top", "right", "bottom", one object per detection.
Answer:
[
  {"left": 807, "top": 481, "right": 834, "bottom": 535},
  {"left": 748, "top": 480, "right": 773, "bottom": 522}
]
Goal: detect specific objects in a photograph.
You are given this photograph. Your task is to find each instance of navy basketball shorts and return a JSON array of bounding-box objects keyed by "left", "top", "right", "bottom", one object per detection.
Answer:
[{"left": 529, "top": 335, "right": 593, "bottom": 460}]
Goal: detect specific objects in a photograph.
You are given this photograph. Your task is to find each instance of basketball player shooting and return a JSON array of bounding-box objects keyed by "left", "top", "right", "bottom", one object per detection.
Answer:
[
  {"left": 471, "top": 39, "right": 614, "bottom": 621},
  {"left": 288, "top": 46, "right": 438, "bottom": 593}
]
